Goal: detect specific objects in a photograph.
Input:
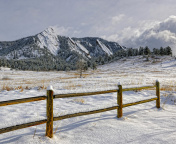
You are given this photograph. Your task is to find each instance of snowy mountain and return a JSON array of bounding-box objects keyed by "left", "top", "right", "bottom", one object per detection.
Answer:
[
  {"left": 37, "top": 28, "right": 60, "bottom": 56},
  {"left": 0, "top": 27, "right": 123, "bottom": 61}
]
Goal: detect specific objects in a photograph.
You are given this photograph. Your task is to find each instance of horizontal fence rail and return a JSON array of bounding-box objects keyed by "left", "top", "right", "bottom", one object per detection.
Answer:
[
  {"left": 0, "top": 119, "right": 47, "bottom": 134},
  {"left": 122, "top": 85, "right": 155, "bottom": 92},
  {"left": 0, "top": 96, "right": 46, "bottom": 107},
  {"left": 54, "top": 89, "right": 117, "bottom": 98},
  {"left": 54, "top": 85, "right": 155, "bottom": 99},
  {"left": 123, "top": 97, "right": 157, "bottom": 108},
  {"left": 54, "top": 106, "right": 119, "bottom": 121},
  {"left": 0, "top": 81, "right": 160, "bottom": 139}
]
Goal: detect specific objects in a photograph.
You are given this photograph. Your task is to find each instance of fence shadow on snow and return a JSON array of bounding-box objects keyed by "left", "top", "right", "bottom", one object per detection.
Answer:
[{"left": 0, "top": 81, "right": 160, "bottom": 138}]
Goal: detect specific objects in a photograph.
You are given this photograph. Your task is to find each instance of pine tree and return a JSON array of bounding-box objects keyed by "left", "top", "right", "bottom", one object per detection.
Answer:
[
  {"left": 127, "top": 48, "right": 133, "bottom": 56},
  {"left": 138, "top": 47, "right": 144, "bottom": 55},
  {"left": 160, "top": 47, "right": 164, "bottom": 55},
  {"left": 144, "top": 46, "right": 151, "bottom": 55},
  {"left": 165, "top": 46, "right": 172, "bottom": 55}
]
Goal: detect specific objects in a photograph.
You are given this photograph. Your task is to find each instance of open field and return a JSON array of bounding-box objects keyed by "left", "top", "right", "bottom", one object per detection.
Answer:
[
  {"left": 1, "top": 56, "right": 176, "bottom": 94},
  {"left": 0, "top": 56, "right": 176, "bottom": 143}
]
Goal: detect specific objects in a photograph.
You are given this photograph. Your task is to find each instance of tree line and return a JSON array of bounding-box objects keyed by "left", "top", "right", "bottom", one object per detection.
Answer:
[
  {"left": 93, "top": 46, "right": 172, "bottom": 65},
  {"left": 0, "top": 46, "right": 172, "bottom": 71}
]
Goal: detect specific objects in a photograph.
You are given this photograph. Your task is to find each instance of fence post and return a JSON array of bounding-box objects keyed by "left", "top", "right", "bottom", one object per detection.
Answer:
[
  {"left": 117, "top": 84, "right": 123, "bottom": 118},
  {"left": 156, "top": 80, "right": 160, "bottom": 108},
  {"left": 46, "top": 86, "right": 54, "bottom": 138}
]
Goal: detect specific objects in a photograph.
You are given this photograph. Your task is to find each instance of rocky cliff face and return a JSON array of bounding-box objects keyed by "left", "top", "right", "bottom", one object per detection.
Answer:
[
  {"left": 0, "top": 27, "right": 124, "bottom": 71},
  {"left": 0, "top": 27, "right": 123, "bottom": 61}
]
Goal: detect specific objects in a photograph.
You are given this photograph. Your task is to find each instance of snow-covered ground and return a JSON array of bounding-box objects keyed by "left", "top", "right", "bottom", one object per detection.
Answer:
[{"left": 0, "top": 56, "right": 176, "bottom": 144}]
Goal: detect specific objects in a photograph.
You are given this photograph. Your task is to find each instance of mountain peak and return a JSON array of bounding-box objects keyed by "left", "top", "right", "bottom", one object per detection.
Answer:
[
  {"left": 37, "top": 27, "right": 60, "bottom": 55},
  {"left": 0, "top": 27, "right": 123, "bottom": 65},
  {"left": 43, "top": 26, "right": 58, "bottom": 36}
]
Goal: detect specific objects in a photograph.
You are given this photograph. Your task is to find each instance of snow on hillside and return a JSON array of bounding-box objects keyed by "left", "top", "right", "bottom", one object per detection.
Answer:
[
  {"left": 68, "top": 37, "right": 76, "bottom": 45},
  {"left": 0, "top": 67, "right": 11, "bottom": 71},
  {"left": 75, "top": 42, "right": 89, "bottom": 54},
  {"left": 68, "top": 37, "right": 91, "bottom": 59},
  {"left": 75, "top": 41, "right": 91, "bottom": 58},
  {"left": 96, "top": 39, "right": 113, "bottom": 56},
  {"left": 68, "top": 37, "right": 82, "bottom": 54},
  {"left": 37, "top": 27, "right": 60, "bottom": 55},
  {"left": 0, "top": 56, "right": 176, "bottom": 143},
  {"left": 0, "top": 29, "right": 123, "bottom": 63},
  {"left": 6, "top": 45, "right": 44, "bottom": 60}
]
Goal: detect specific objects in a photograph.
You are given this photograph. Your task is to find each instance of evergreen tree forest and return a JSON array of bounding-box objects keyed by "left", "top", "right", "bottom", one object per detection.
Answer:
[{"left": 0, "top": 46, "right": 172, "bottom": 71}]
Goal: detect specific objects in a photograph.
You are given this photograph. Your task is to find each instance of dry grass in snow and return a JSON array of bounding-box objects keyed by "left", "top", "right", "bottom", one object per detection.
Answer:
[{"left": 0, "top": 56, "right": 176, "bottom": 143}]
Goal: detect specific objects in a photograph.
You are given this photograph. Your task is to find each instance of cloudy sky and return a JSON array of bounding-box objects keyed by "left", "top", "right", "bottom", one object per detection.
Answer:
[{"left": 1, "top": 0, "right": 176, "bottom": 51}]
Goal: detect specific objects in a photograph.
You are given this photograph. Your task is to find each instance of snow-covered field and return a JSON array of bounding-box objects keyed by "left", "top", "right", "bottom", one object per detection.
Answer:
[{"left": 0, "top": 56, "right": 176, "bottom": 144}]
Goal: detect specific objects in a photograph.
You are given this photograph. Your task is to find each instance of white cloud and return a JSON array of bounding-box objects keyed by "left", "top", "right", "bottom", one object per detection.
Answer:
[
  {"left": 1, "top": 0, "right": 176, "bottom": 51},
  {"left": 111, "top": 14, "right": 125, "bottom": 25},
  {"left": 101, "top": 34, "right": 119, "bottom": 42},
  {"left": 114, "top": 16, "right": 176, "bottom": 55},
  {"left": 51, "top": 26, "right": 72, "bottom": 36}
]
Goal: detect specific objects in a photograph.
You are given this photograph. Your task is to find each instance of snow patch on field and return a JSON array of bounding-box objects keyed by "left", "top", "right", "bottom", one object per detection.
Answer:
[{"left": 0, "top": 56, "right": 176, "bottom": 143}]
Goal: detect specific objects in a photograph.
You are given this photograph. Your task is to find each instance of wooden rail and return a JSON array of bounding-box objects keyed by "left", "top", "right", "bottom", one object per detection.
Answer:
[
  {"left": 54, "top": 85, "right": 155, "bottom": 99},
  {"left": 123, "top": 97, "right": 157, "bottom": 108},
  {"left": 0, "top": 96, "right": 46, "bottom": 107},
  {"left": 0, "top": 119, "right": 47, "bottom": 134},
  {"left": 54, "top": 106, "right": 118, "bottom": 121},
  {"left": 54, "top": 89, "right": 117, "bottom": 98},
  {"left": 122, "top": 86, "right": 155, "bottom": 92},
  {"left": 0, "top": 81, "right": 160, "bottom": 138}
]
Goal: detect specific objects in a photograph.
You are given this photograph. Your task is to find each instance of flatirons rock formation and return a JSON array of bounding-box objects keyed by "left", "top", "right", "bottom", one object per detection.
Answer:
[{"left": 0, "top": 27, "right": 124, "bottom": 71}]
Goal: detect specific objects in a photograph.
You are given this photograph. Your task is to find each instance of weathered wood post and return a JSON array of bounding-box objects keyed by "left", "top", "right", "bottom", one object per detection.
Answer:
[
  {"left": 117, "top": 83, "right": 123, "bottom": 118},
  {"left": 156, "top": 80, "right": 160, "bottom": 108},
  {"left": 46, "top": 86, "right": 54, "bottom": 138}
]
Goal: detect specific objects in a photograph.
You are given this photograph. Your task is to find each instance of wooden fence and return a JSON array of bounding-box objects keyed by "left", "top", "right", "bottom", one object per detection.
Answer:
[{"left": 0, "top": 81, "right": 160, "bottom": 138}]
